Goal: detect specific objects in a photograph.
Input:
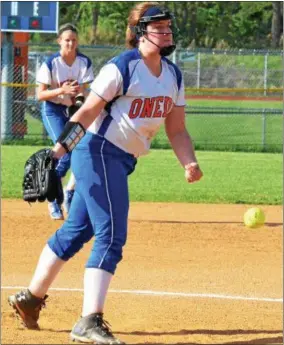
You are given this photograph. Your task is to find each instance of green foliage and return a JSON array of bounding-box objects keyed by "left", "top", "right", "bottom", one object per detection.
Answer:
[
  {"left": 29, "top": 2, "right": 282, "bottom": 48},
  {"left": 76, "top": 2, "right": 98, "bottom": 43},
  {"left": 230, "top": 2, "right": 273, "bottom": 47},
  {"left": 162, "top": 1, "right": 277, "bottom": 48}
]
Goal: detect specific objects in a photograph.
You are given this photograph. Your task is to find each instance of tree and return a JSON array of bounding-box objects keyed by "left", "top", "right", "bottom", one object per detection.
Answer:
[
  {"left": 92, "top": 3, "right": 100, "bottom": 44},
  {"left": 271, "top": 2, "right": 283, "bottom": 48},
  {"left": 96, "top": 2, "right": 135, "bottom": 45},
  {"left": 29, "top": 2, "right": 280, "bottom": 49},
  {"left": 75, "top": 2, "right": 101, "bottom": 44}
]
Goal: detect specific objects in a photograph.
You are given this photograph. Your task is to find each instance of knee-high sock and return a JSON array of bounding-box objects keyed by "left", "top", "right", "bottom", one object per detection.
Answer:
[
  {"left": 66, "top": 172, "right": 76, "bottom": 191},
  {"left": 28, "top": 244, "right": 65, "bottom": 298},
  {"left": 82, "top": 268, "right": 112, "bottom": 316}
]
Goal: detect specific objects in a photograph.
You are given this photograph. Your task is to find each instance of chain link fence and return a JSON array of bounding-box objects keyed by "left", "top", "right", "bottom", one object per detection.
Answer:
[
  {"left": 173, "top": 48, "right": 283, "bottom": 95},
  {"left": 1, "top": 43, "right": 283, "bottom": 152},
  {"left": 152, "top": 107, "right": 282, "bottom": 152}
]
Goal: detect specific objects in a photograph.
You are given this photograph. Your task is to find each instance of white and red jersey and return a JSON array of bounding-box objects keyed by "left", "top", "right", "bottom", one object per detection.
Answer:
[
  {"left": 88, "top": 48, "right": 185, "bottom": 157},
  {"left": 36, "top": 51, "right": 94, "bottom": 107}
]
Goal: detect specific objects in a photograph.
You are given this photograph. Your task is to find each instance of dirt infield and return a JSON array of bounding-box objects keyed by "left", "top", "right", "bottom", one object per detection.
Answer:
[{"left": 1, "top": 200, "right": 283, "bottom": 344}]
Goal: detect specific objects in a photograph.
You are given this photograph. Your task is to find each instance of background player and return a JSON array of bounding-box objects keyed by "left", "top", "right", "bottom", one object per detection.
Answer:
[
  {"left": 8, "top": 2, "right": 203, "bottom": 344},
  {"left": 37, "top": 23, "right": 94, "bottom": 219}
]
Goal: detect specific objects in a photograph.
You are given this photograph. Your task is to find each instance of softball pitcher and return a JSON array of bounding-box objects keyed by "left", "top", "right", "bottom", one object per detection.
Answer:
[
  {"left": 9, "top": 3, "right": 203, "bottom": 344},
  {"left": 37, "top": 23, "right": 94, "bottom": 219}
]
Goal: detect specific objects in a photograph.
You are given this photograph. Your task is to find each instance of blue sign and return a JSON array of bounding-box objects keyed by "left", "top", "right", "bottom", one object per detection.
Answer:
[{"left": 1, "top": 1, "right": 59, "bottom": 33}]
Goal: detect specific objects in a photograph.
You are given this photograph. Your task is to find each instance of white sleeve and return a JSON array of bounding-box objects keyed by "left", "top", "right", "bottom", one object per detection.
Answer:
[
  {"left": 36, "top": 62, "right": 51, "bottom": 85},
  {"left": 175, "top": 78, "right": 186, "bottom": 107},
  {"left": 90, "top": 63, "right": 123, "bottom": 102},
  {"left": 80, "top": 65, "right": 94, "bottom": 84}
]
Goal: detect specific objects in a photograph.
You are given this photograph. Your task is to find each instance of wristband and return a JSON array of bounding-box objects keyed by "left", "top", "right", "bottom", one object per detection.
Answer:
[{"left": 57, "top": 121, "right": 86, "bottom": 152}]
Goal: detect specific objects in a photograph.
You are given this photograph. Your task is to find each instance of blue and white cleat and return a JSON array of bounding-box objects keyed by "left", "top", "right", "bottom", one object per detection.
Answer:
[{"left": 48, "top": 200, "right": 64, "bottom": 220}]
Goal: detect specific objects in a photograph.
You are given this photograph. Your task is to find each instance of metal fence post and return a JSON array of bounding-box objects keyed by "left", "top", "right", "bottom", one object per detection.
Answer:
[
  {"left": 172, "top": 49, "right": 177, "bottom": 64},
  {"left": 263, "top": 53, "right": 268, "bottom": 96},
  {"left": 1, "top": 33, "right": 14, "bottom": 141},
  {"left": 261, "top": 109, "right": 266, "bottom": 150},
  {"left": 35, "top": 53, "right": 41, "bottom": 76},
  {"left": 41, "top": 103, "right": 48, "bottom": 141}
]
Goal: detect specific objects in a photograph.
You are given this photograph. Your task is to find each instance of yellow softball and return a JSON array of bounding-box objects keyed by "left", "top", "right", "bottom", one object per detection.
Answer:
[{"left": 244, "top": 207, "right": 265, "bottom": 228}]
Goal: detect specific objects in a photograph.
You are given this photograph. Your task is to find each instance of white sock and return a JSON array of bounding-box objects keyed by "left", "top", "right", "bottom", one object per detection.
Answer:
[
  {"left": 28, "top": 244, "right": 65, "bottom": 298},
  {"left": 82, "top": 268, "right": 113, "bottom": 317},
  {"left": 66, "top": 172, "right": 76, "bottom": 191}
]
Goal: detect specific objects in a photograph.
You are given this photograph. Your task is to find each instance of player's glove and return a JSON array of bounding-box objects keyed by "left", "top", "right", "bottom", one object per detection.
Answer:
[
  {"left": 66, "top": 94, "right": 85, "bottom": 118},
  {"left": 22, "top": 148, "right": 63, "bottom": 204}
]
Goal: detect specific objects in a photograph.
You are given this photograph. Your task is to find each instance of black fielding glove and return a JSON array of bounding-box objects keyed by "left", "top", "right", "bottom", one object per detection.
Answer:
[{"left": 22, "top": 148, "right": 63, "bottom": 205}]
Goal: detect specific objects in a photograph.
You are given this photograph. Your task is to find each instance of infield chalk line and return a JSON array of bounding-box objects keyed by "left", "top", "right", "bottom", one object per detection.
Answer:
[{"left": 1, "top": 286, "right": 282, "bottom": 303}]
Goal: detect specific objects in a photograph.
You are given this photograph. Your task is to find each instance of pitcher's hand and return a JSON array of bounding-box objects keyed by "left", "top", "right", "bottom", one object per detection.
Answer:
[{"left": 184, "top": 162, "right": 203, "bottom": 183}]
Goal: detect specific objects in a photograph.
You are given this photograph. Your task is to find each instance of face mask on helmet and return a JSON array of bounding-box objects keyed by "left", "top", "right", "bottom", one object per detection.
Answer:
[{"left": 131, "top": 6, "right": 177, "bottom": 57}]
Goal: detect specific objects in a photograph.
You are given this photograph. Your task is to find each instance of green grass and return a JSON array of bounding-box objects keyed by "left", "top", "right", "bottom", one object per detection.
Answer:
[
  {"left": 145, "top": 99, "right": 283, "bottom": 152},
  {"left": 3, "top": 114, "right": 53, "bottom": 146},
  {"left": 186, "top": 99, "right": 283, "bottom": 109},
  {"left": 2, "top": 146, "right": 282, "bottom": 205},
  {"left": 128, "top": 150, "right": 282, "bottom": 205},
  {"left": 27, "top": 114, "right": 44, "bottom": 137},
  {"left": 153, "top": 113, "right": 282, "bottom": 152},
  {"left": 4, "top": 99, "right": 281, "bottom": 153}
]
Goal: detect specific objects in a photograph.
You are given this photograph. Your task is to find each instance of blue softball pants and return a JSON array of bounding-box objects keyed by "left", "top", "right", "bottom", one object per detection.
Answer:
[
  {"left": 41, "top": 101, "right": 71, "bottom": 178},
  {"left": 47, "top": 133, "right": 137, "bottom": 274}
]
